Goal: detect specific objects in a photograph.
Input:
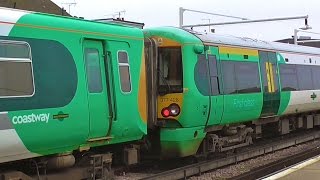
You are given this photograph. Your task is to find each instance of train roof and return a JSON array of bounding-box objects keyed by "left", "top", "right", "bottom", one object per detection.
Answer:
[
  {"left": 0, "top": 7, "right": 144, "bottom": 41},
  {"left": 0, "top": 7, "right": 141, "bottom": 30},
  {"left": 188, "top": 30, "right": 320, "bottom": 56}
]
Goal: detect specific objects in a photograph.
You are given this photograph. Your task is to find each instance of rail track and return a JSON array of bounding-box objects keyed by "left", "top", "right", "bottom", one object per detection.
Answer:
[
  {"left": 140, "top": 129, "right": 320, "bottom": 180},
  {"left": 2, "top": 130, "right": 320, "bottom": 180}
]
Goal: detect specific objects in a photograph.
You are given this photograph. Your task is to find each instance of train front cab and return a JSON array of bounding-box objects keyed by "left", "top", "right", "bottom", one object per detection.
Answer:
[
  {"left": 144, "top": 30, "right": 207, "bottom": 158},
  {"left": 144, "top": 28, "right": 282, "bottom": 158}
]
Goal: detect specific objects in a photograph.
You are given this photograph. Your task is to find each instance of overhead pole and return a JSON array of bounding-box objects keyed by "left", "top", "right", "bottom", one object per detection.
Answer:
[
  {"left": 182, "top": 15, "right": 309, "bottom": 28},
  {"left": 179, "top": 7, "right": 248, "bottom": 28}
]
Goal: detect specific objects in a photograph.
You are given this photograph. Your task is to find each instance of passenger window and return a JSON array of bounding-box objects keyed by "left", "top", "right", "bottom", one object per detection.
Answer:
[
  {"left": 0, "top": 41, "right": 34, "bottom": 97},
  {"left": 297, "top": 65, "right": 313, "bottom": 90},
  {"left": 222, "top": 61, "right": 261, "bottom": 94},
  {"left": 279, "top": 64, "right": 298, "bottom": 91},
  {"left": 221, "top": 61, "right": 236, "bottom": 94},
  {"left": 235, "top": 62, "right": 261, "bottom": 93},
  {"left": 312, "top": 66, "right": 320, "bottom": 89},
  {"left": 118, "top": 51, "right": 131, "bottom": 92},
  {"left": 0, "top": 43, "right": 30, "bottom": 59},
  {"left": 85, "top": 48, "right": 102, "bottom": 93}
]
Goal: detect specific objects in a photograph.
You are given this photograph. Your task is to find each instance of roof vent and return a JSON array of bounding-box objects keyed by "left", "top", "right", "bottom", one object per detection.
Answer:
[{"left": 299, "top": 36, "right": 311, "bottom": 40}]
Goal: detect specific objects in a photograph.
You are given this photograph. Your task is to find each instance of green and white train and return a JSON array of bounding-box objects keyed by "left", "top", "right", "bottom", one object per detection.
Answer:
[
  {"left": 145, "top": 27, "right": 320, "bottom": 157},
  {"left": 1, "top": 6, "right": 320, "bottom": 175}
]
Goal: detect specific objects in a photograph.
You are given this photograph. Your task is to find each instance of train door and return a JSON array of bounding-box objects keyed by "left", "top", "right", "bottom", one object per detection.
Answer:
[
  {"left": 259, "top": 51, "right": 280, "bottom": 117},
  {"left": 84, "top": 40, "right": 110, "bottom": 139}
]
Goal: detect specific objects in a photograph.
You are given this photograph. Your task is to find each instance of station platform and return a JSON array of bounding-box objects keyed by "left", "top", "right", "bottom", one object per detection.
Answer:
[{"left": 265, "top": 155, "right": 320, "bottom": 180}]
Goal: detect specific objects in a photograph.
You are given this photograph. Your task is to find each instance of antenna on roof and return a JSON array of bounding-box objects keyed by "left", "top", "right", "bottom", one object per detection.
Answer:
[
  {"left": 105, "top": 10, "right": 126, "bottom": 20},
  {"left": 61, "top": 1, "right": 77, "bottom": 14}
]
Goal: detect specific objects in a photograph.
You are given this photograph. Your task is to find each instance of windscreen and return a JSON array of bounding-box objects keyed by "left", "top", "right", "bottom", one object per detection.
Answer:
[{"left": 158, "top": 47, "right": 183, "bottom": 94}]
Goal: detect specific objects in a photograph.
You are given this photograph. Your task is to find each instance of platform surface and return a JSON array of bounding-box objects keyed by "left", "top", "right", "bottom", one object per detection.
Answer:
[{"left": 265, "top": 155, "right": 320, "bottom": 180}]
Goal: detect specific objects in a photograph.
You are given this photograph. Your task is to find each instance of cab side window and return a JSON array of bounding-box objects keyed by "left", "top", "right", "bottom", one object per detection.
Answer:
[{"left": 118, "top": 51, "right": 131, "bottom": 93}]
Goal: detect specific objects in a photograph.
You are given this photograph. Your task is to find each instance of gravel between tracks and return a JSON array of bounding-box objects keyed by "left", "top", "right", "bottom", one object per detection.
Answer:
[
  {"left": 189, "top": 140, "right": 320, "bottom": 180},
  {"left": 113, "top": 140, "right": 320, "bottom": 180},
  {"left": 114, "top": 172, "right": 148, "bottom": 180}
]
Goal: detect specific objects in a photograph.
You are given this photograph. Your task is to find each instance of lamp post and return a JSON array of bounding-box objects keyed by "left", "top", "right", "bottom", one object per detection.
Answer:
[{"left": 294, "top": 25, "right": 313, "bottom": 45}]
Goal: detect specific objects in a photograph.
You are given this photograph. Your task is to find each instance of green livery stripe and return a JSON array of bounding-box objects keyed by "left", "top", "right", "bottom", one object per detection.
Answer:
[
  {"left": 222, "top": 93, "right": 262, "bottom": 124},
  {"left": 278, "top": 91, "right": 291, "bottom": 115}
]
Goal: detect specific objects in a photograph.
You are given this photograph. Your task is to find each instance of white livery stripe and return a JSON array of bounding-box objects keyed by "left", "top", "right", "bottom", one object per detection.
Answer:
[
  {"left": 282, "top": 52, "right": 320, "bottom": 66},
  {"left": 283, "top": 90, "right": 320, "bottom": 115},
  {"left": 0, "top": 129, "right": 39, "bottom": 163},
  {"left": 0, "top": 8, "right": 28, "bottom": 36},
  {"left": 0, "top": 112, "right": 12, "bottom": 130}
]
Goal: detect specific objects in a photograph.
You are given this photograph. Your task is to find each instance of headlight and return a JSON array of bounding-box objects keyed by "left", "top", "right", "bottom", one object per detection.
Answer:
[{"left": 169, "top": 103, "right": 180, "bottom": 117}]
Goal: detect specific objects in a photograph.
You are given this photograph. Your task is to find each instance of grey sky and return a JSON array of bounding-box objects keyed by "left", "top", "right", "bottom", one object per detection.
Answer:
[{"left": 51, "top": 0, "right": 320, "bottom": 41}]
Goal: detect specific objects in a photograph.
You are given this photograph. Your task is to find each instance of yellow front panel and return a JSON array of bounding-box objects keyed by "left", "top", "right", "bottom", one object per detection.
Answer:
[
  {"left": 157, "top": 93, "right": 184, "bottom": 119},
  {"left": 138, "top": 48, "right": 147, "bottom": 123},
  {"left": 151, "top": 36, "right": 181, "bottom": 47}
]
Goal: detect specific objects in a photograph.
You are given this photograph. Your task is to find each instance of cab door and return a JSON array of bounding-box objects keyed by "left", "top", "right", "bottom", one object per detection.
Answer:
[
  {"left": 259, "top": 51, "right": 280, "bottom": 117},
  {"left": 84, "top": 40, "right": 110, "bottom": 139},
  {"left": 206, "top": 47, "right": 223, "bottom": 126}
]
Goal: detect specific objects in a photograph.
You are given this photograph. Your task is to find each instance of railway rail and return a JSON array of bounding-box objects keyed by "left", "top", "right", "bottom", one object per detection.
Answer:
[{"left": 140, "top": 130, "right": 320, "bottom": 180}]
